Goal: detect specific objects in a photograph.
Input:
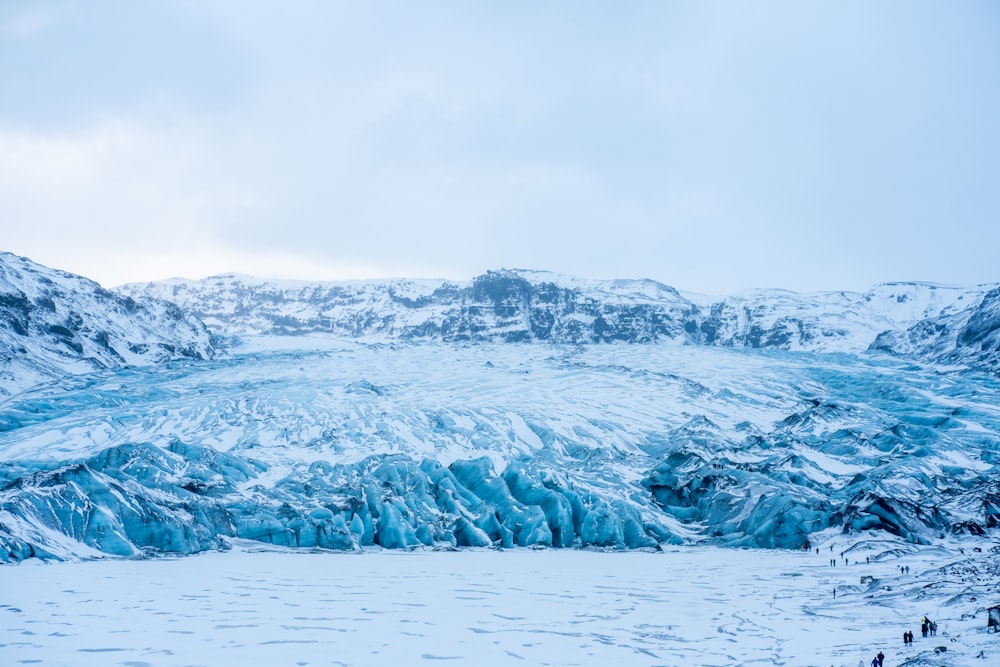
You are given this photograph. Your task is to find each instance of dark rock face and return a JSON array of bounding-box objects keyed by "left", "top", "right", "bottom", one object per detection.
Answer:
[
  {"left": 954, "top": 288, "right": 1000, "bottom": 361},
  {"left": 441, "top": 272, "right": 699, "bottom": 343}
]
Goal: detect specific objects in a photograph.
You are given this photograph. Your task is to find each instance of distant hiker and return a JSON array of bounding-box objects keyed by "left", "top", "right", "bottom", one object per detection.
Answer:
[
  {"left": 871, "top": 656, "right": 879, "bottom": 667},
  {"left": 877, "top": 650, "right": 884, "bottom": 666},
  {"left": 903, "top": 630, "right": 911, "bottom": 645},
  {"left": 900, "top": 565, "right": 905, "bottom": 575},
  {"left": 906, "top": 566, "right": 909, "bottom": 574},
  {"left": 929, "top": 620, "right": 937, "bottom": 636},
  {"left": 921, "top": 620, "right": 929, "bottom": 638},
  {"left": 833, "top": 587, "right": 836, "bottom": 598}
]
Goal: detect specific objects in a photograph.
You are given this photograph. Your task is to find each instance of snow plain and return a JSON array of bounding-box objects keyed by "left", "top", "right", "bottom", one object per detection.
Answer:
[{"left": 2, "top": 536, "right": 998, "bottom": 667}]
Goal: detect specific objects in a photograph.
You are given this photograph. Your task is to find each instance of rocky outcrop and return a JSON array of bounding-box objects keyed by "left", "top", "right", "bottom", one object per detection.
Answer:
[{"left": 0, "top": 252, "right": 216, "bottom": 396}]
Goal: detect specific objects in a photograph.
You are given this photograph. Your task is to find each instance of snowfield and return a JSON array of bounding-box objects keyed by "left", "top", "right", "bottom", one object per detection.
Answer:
[{"left": 1, "top": 536, "right": 998, "bottom": 667}]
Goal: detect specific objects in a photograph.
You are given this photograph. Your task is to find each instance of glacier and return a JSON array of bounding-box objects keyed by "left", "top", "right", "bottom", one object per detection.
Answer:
[
  {"left": 2, "top": 252, "right": 1000, "bottom": 562},
  {"left": 2, "top": 338, "right": 999, "bottom": 561}
]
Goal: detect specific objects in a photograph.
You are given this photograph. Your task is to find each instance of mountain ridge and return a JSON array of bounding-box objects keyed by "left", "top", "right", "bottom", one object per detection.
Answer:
[{"left": 118, "top": 266, "right": 997, "bottom": 369}]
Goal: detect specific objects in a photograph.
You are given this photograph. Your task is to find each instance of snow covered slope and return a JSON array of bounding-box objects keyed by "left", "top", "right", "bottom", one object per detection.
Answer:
[
  {"left": 871, "top": 286, "right": 1000, "bottom": 374},
  {"left": 0, "top": 253, "right": 216, "bottom": 397},
  {"left": 692, "top": 281, "right": 988, "bottom": 353}
]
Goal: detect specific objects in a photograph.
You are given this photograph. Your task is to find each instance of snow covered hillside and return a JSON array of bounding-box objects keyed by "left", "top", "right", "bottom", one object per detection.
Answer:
[{"left": 0, "top": 252, "right": 216, "bottom": 397}]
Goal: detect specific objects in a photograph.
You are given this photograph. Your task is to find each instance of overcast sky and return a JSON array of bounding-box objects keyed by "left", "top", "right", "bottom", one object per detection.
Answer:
[{"left": 2, "top": 1, "right": 998, "bottom": 294}]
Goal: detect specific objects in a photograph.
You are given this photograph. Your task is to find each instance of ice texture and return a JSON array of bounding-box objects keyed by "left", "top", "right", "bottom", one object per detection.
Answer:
[
  {"left": 0, "top": 443, "right": 673, "bottom": 559},
  {"left": 2, "top": 340, "right": 999, "bottom": 562}
]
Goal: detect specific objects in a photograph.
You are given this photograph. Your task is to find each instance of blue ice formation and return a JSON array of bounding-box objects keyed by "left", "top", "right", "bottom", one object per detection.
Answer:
[{"left": 0, "top": 443, "right": 681, "bottom": 562}]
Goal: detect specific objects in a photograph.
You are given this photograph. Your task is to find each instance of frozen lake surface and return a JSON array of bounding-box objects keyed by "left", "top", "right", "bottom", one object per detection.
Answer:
[{"left": 1, "top": 541, "right": 998, "bottom": 666}]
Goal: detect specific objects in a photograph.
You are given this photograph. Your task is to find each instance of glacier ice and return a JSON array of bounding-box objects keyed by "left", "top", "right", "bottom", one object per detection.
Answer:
[
  {"left": 2, "top": 339, "right": 999, "bottom": 562},
  {"left": 0, "top": 443, "right": 672, "bottom": 560}
]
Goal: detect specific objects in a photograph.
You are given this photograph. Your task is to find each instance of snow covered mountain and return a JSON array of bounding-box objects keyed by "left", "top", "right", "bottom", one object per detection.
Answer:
[
  {"left": 2, "top": 254, "right": 999, "bottom": 563},
  {"left": 0, "top": 252, "right": 216, "bottom": 397},
  {"left": 870, "top": 285, "right": 1000, "bottom": 374},
  {"left": 117, "top": 270, "right": 702, "bottom": 343},
  {"left": 118, "top": 270, "right": 995, "bottom": 360},
  {"left": 691, "top": 281, "right": 990, "bottom": 354}
]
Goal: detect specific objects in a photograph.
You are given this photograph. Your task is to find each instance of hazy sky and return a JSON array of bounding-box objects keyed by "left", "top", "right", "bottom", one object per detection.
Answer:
[{"left": 2, "top": 1, "right": 998, "bottom": 293}]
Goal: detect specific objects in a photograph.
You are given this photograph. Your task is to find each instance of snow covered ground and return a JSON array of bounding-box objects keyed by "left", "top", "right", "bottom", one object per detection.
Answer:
[{"left": 2, "top": 535, "right": 997, "bottom": 667}]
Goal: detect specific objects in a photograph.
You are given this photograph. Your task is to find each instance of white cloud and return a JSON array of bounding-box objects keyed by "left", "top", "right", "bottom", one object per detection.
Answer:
[
  {"left": 2, "top": 1, "right": 999, "bottom": 292},
  {"left": 0, "top": 120, "right": 261, "bottom": 284}
]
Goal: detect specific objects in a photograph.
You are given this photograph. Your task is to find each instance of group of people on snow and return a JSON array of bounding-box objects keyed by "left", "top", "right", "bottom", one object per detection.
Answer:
[
  {"left": 873, "top": 615, "right": 936, "bottom": 666},
  {"left": 823, "top": 547, "right": 936, "bottom": 666}
]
